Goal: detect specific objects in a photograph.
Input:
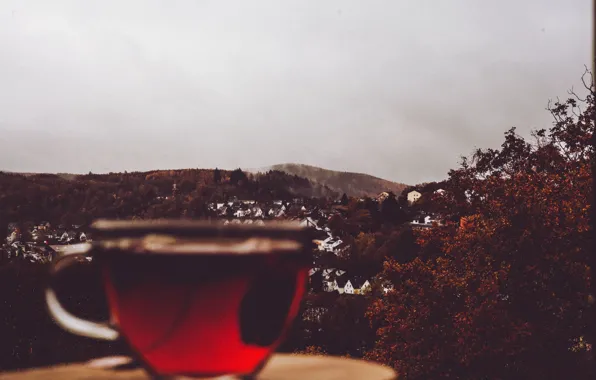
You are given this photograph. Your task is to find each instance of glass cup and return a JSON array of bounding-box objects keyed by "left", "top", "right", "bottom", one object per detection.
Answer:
[{"left": 45, "top": 219, "right": 312, "bottom": 378}]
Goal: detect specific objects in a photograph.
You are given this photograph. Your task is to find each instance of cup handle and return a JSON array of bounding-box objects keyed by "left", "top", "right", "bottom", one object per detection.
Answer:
[{"left": 45, "top": 244, "right": 120, "bottom": 341}]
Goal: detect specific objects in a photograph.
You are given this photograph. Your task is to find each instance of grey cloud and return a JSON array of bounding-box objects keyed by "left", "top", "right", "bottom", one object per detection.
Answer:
[{"left": 0, "top": 0, "right": 592, "bottom": 184}]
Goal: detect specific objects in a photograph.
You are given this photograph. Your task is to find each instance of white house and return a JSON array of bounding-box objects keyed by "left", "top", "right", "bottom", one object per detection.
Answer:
[
  {"left": 59, "top": 232, "right": 76, "bottom": 243},
  {"left": 343, "top": 280, "right": 355, "bottom": 294},
  {"left": 358, "top": 280, "right": 372, "bottom": 294},
  {"left": 407, "top": 190, "right": 422, "bottom": 204},
  {"left": 321, "top": 268, "right": 346, "bottom": 279},
  {"left": 325, "top": 280, "right": 339, "bottom": 293},
  {"left": 434, "top": 189, "right": 446, "bottom": 196},
  {"left": 410, "top": 215, "right": 438, "bottom": 229},
  {"left": 318, "top": 237, "right": 343, "bottom": 252},
  {"left": 327, "top": 275, "right": 371, "bottom": 295},
  {"left": 328, "top": 240, "right": 343, "bottom": 252},
  {"left": 351, "top": 278, "right": 372, "bottom": 295},
  {"left": 320, "top": 269, "right": 347, "bottom": 293},
  {"left": 377, "top": 192, "right": 390, "bottom": 201},
  {"left": 252, "top": 208, "right": 263, "bottom": 218},
  {"left": 234, "top": 209, "right": 248, "bottom": 218}
]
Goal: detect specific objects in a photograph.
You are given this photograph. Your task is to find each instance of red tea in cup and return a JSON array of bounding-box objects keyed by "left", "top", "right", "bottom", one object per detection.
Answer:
[{"left": 46, "top": 219, "right": 312, "bottom": 378}]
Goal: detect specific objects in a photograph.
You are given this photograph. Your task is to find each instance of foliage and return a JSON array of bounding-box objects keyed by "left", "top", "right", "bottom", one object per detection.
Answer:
[
  {"left": 229, "top": 168, "right": 248, "bottom": 186},
  {"left": 366, "top": 66, "right": 594, "bottom": 379},
  {"left": 294, "top": 345, "right": 327, "bottom": 356}
]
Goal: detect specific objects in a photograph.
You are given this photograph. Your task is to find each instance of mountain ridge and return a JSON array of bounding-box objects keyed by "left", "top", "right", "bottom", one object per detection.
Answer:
[
  {"left": 244, "top": 163, "right": 408, "bottom": 198},
  {"left": 3, "top": 163, "right": 409, "bottom": 198}
]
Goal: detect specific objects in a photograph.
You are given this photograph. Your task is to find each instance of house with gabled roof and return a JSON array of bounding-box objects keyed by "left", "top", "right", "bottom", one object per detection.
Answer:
[
  {"left": 377, "top": 192, "right": 390, "bottom": 202},
  {"left": 331, "top": 275, "right": 372, "bottom": 295},
  {"left": 318, "top": 268, "right": 347, "bottom": 292},
  {"left": 234, "top": 209, "right": 249, "bottom": 218},
  {"left": 317, "top": 236, "right": 344, "bottom": 253},
  {"left": 407, "top": 190, "right": 422, "bottom": 204},
  {"left": 351, "top": 278, "right": 372, "bottom": 294},
  {"left": 252, "top": 207, "right": 264, "bottom": 218},
  {"left": 335, "top": 276, "right": 351, "bottom": 294}
]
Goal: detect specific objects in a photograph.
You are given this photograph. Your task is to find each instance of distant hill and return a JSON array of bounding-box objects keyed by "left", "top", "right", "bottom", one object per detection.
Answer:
[
  {"left": 1, "top": 171, "right": 78, "bottom": 181},
  {"left": 0, "top": 168, "right": 340, "bottom": 230},
  {"left": 245, "top": 163, "right": 408, "bottom": 198}
]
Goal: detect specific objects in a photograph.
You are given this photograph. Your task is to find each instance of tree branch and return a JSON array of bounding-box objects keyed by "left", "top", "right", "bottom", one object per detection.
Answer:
[{"left": 581, "top": 64, "right": 595, "bottom": 93}]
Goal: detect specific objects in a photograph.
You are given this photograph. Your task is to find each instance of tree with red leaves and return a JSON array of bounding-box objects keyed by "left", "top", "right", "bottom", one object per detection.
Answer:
[{"left": 366, "top": 66, "right": 594, "bottom": 379}]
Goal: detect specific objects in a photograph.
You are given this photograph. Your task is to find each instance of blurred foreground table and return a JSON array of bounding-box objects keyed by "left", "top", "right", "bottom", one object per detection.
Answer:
[{"left": 0, "top": 354, "right": 397, "bottom": 380}]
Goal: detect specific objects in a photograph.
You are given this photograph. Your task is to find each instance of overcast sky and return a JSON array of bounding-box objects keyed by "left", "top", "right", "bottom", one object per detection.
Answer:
[{"left": 0, "top": 0, "right": 592, "bottom": 184}]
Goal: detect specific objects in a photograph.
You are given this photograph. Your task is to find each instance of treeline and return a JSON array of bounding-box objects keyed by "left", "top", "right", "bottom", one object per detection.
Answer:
[{"left": 0, "top": 168, "right": 337, "bottom": 233}]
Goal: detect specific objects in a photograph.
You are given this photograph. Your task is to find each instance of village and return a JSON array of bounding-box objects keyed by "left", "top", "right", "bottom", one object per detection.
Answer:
[{"left": 1, "top": 188, "right": 447, "bottom": 296}]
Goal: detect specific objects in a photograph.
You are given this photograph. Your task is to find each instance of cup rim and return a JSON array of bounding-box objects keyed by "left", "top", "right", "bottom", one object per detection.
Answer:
[{"left": 90, "top": 219, "right": 310, "bottom": 241}]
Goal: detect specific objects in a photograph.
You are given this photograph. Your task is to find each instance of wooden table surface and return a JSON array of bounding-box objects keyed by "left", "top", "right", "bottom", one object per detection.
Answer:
[{"left": 0, "top": 354, "right": 397, "bottom": 380}]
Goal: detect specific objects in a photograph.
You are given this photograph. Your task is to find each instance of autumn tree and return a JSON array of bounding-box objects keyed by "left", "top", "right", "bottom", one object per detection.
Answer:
[
  {"left": 230, "top": 168, "right": 248, "bottom": 186},
  {"left": 366, "top": 66, "right": 595, "bottom": 379},
  {"left": 178, "top": 179, "right": 195, "bottom": 194},
  {"left": 380, "top": 192, "right": 406, "bottom": 225}
]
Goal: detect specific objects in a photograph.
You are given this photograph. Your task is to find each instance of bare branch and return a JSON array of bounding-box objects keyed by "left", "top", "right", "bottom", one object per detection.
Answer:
[
  {"left": 568, "top": 86, "right": 587, "bottom": 102},
  {"left": 581, "top": 64, "right": 594, "bottom": 93}
]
